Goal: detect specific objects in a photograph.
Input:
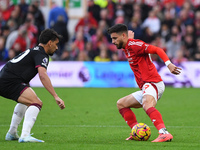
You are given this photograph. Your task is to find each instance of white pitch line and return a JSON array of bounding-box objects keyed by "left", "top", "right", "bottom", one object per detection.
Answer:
[{"left": 0, "top": 124, "right": 199, "bottom": 128}]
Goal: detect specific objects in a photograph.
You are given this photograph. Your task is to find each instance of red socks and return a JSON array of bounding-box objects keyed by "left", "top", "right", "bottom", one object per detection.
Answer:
[
  {"left": 119, "top": 108, "right": 138, "bottom": 129},
  {"left": 119, "top": 107, "right": 166, "bottom": 131},
  {"left": 146, "top": 107, "right": 166, "bottom": 130}
]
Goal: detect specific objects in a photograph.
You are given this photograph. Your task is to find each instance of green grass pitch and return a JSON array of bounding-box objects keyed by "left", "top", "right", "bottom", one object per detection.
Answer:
[{"left": 0, "top": 87, "right": 200, "bottom": 150}]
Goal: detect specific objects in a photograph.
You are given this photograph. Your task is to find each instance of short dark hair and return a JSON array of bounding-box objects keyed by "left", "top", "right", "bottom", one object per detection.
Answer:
[
  {"left": 39, "top": 29, "right": 62, "bottom": 44},
  {"left": 107, "top": 24, "right": 128, "bottom": 34}
]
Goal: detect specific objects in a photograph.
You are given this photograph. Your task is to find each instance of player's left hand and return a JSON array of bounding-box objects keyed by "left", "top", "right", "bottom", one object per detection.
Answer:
[{"left": 168, "top": 63, "right": 182, "bottom": 75}]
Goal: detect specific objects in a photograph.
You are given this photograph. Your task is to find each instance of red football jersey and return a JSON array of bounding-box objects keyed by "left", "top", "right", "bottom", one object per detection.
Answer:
[{"left": 123, "top": 39, "right": 162, "bottom": 89}]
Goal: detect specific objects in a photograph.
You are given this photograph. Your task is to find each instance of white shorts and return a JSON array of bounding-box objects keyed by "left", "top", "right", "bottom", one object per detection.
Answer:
[{"left": 132, "top": 81, "right": 165, "bottom": 105}]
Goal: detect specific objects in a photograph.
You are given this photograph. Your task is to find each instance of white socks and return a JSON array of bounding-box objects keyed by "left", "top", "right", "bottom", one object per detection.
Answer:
[
  {"left": 8, "top": 103, "right": 28, "bottom": 135},
  {"left": 20, "top": 105, "right": 40, "bottom": 138},
  {"left": 159, "top": 128, "right": 169, "bottom": 134}
]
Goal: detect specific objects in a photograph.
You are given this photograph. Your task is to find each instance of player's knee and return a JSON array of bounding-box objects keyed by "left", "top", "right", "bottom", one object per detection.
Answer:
[{"left": 117, "top": 98, "right": 124, "bottom": 109}]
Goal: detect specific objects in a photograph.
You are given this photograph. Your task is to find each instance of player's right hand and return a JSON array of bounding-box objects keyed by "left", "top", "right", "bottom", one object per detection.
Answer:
[{"left": 55, "top": 96, "right": 65, "bottom": 110}]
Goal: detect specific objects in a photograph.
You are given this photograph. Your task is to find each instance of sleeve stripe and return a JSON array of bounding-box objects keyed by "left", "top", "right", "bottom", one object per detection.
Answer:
[{"left": 35, "top": 65, "right": 41, "bottom": 68}]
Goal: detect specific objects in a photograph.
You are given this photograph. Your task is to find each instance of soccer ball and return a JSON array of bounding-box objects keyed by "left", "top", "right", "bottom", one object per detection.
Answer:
[{"left": 131, "top": 123, "right": 151, "bottom": 141}]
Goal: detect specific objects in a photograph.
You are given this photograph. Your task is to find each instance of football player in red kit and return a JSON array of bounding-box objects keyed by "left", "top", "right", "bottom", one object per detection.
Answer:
[{"left": 107, "top": 24, "right": 181, "bottom": 142}]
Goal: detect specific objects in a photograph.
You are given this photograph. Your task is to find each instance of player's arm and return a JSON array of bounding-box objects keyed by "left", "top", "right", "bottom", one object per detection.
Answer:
[
  {"left": 38, "top": 67, "right": 65, "bottom": 109},
  {"left": 147, "top": 45, "right": 182, "bottom": 75}
]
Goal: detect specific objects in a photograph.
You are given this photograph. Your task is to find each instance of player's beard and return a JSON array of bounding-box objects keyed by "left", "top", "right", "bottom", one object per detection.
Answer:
[{"left": 116, "top": 41, "right": 123, "bottom": 49}]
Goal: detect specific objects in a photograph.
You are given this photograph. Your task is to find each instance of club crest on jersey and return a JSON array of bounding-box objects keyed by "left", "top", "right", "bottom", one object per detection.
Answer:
[{"left": 42, "top": 57, "right": 48, "bottom": 67}]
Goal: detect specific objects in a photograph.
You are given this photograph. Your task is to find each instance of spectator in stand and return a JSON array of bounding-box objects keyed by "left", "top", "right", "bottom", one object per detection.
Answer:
[
  {"left": 166, "top": 34, "right": 182, "bottom": 60},
  {"left": 21, "top": 12, "right": 38, "bottom": 48},
  {"left": 183, "top": 34, "right": 196, "bottom": 60},
  {"left": 160, "top": 23, "right": 171, "bottom": 43},
  {"left": 163, "top": 1, "right": 176, "bottom": 20},
  {"left": 128, "top": 17, "right": 143, "bottom": 40},
  {"left": 141, "top": 10, "right": 161, "bottom": 35},
  {"left": 194, "top": 38, "right": 200, "bottom": 61},
  {"left": 140, "top": 0, "right": 152, "bottom": 22},
  {"left": 194, "top": 11, "right": 200, "bottom": 36},
  {"left": 94, "top": 43, "right": 111, "bottom": 62},
  {"left": 52, "top": 15, "right": 69, "bottom": 56},
  {"left": 122, "top": 0, "right": 133, "bottom": 24},
  {"left": 29, "top": 1, "right": 45, "bottom": 36},
  {"left": 59, "top": 44, "right": 72, "bottom": 61},
  {"left": 70, "top": 28, "right": 88, "bottom": 60},
  {"left": 87, "top": 0, "right": 101, "bottom": 23},
  {"left": 99, "top": 8, "right": 113, "bottom": 27},
  {"left": 179, "top": 8, "right": 193, "bottom": 26},
  {"left": 194, "top": 10, "right": 200, "bottom": 23},
  {"left": 162, "top": 11, "right": 175, "bottom": 30},
  {"left": 6, "top": 19, "right": 18, "bottom": 32},
  {"left": 174, "top": 17, "right": 186, "bottom": 37},
  {"left": 0, "top": 36, "right": 8, "bottom": 61},
  {"left": 5, "top": 26, "right": 30, "bottom": 59},
  {"left": 114, "top": 4, "right": 125, "bottom": 24},
  {"left": 106, "top": 0, "right": 116, "bottom": 25},
  {"left": 153, "top": 4, "right": 164, "bottom": 22},
  {"left": 172, "top": 49, "right": 188, "bottom": 65},
  {"left": 111, "top": 52, "right": 119, "bottom": 61},
  {"left": 171, "top": 25, "right": 182, "bottom": 41},
  {"left": 91, "top": 28, "right": 109, "bottom": 52},
  {"left": 10, "top": 26, "right": 29, "bottom": 55},
  {"left": 0, "top": 11, "right": 6, "bottom": 29},
  {"left": 75, "top": 11, "right": 98, "bottom": 36},
  {"left": 48, "top": 0, "right": 68, "bottom": 28},
  {"left": 8, "top": 5, "right": 23, "bottom": 29},
  {"left": 132, "top": 3, "right": 142, "bottom": 23},
  {"left": 182, "top": 1, "right": 194, "bottom": 19},
  {"left": 7, "top": 49, "right": 16, "bottom": 60},
  {"left": 19, "top": 0, "right": 29, "bottom": 23},
  {"left": 1, "top": 25, "right": 10, "bottom": 40},
  {"left": 5, "top": 27, "right": 30, "bottom": 54},
  {"left": 185, "top": 24, "right": 195, "bottom": 39},
  {"left": 76, "top": 51, "right": 89, "bottom": 61},
  {"left": 195, "top": 21, "right": 200, "bottom": 37},
  {"left": 142, "top": 27, "right": 155, "bottom": 43},
  {"left": 85, "top": 41, "right": 97, "bottom": 61},
  {"left": 0, "top": 1, "right": 14, "bottom": 22},
  {"left": 98, "top": 19, "right": 111, "bottom": 42}
]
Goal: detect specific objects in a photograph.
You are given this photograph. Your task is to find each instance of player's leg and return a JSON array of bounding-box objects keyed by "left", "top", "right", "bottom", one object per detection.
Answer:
[
  {"left": 142, "top": 82, "right": 173, "bottom": 142},
  {"left": 5, "top": 103, "right": 28, "bottom": 141},
  {"left": 117, "top": 92, "right": 142, "bottom": 129},
  {"left": 117, "top": 91, "right": 143, "bottom": 140},
  {"left": 17, "top": 87, "right": 44, "bottom": 143}
]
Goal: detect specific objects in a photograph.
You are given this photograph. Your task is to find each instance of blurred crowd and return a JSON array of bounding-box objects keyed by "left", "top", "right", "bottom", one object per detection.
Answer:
[{"left": 1, "top": 0, "right": 200, "bottom": 64}]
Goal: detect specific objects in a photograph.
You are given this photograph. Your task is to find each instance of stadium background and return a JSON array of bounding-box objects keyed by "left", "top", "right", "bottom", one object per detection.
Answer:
[
  {"left": 0, "top": 0, "right": 200, "bottom": 87},
  {"left": 0, "top": 1, "right": 200, "bottom": 149}
]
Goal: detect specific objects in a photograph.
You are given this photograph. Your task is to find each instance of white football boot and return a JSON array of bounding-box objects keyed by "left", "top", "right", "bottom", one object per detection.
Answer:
[
  {"left": 5, "top": 132, "right": 19, "bottom": 141},
  {"left": 18, "top": 135, "right": 44, "bottom": 143}
]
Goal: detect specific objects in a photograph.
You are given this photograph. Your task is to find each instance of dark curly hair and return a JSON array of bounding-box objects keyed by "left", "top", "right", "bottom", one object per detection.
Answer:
[{"left": 39, "top": 28, "right": 62, "bottom": 44}]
